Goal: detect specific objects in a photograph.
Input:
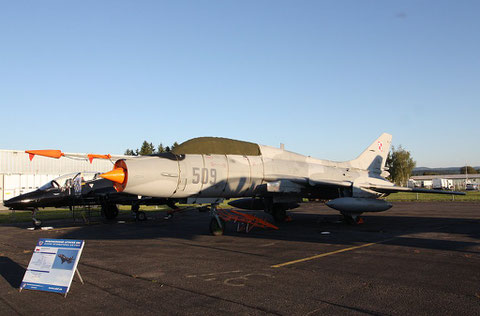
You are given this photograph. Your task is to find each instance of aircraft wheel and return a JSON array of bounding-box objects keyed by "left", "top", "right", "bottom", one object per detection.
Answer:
[
  {"left": 102, "top": 204, "right": 119, "bottom": 220},
  {"left": 33, "top": 218, "right": 42, "bottom": 230},
  {"left": 136, "top": 211, "right": 147, "bottom": 221},
  {"left": 342, "top": 213, "right": 362, "bottom": 225},
  {"left": 209, "top": 217, "right": 225, "bottom": 236}
]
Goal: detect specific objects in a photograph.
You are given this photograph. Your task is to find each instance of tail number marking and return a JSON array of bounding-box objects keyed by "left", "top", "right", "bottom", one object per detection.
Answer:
[{"left": 192, "top": 168, "right": 217, "bottom": 185}]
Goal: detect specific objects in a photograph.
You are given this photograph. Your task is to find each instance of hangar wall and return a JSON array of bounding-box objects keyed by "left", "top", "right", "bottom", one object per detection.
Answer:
[{"left": 0, "top": 150, "right": 126, "bottom": 206}]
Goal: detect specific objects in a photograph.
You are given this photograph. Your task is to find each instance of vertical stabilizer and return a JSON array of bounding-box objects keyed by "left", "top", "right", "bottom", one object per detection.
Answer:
[{"left": 349, "top": 133, "right": 392, "bottom": 172}]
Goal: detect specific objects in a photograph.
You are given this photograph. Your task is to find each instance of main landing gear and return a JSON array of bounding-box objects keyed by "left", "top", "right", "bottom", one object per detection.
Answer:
[
  {"left": 131, "top": 204, "right": 147, "bottom": 221},
  {"left": 341, "top": 213, "right": 364, "bottom": 225},
  {"left": 101, "top": 204, "right": 119, "bottom": 220},
  {"left": 163, "top": 201, "right": 181, "bottom": 220},
  {"left": 263, "top": 200, "right": 298, "bottom": 223}
]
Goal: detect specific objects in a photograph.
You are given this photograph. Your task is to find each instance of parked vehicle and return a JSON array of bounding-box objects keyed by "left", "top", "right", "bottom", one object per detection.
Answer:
[
  {"left": 432, "top": 178, "right": 454, "bottom": 190},
  {"left": 466, "top": 183, "right": 479, "bottom": 191}
]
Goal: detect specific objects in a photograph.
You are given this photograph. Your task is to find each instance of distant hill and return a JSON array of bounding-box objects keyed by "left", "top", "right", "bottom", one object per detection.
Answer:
[{"left": 412, "top": 166, "right": 480, "bottom": 176}]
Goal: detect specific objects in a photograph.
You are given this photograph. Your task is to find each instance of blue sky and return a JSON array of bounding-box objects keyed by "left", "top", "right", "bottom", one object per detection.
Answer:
[{"left": 1, "top": 1, "right": 478, "bottom": 167}]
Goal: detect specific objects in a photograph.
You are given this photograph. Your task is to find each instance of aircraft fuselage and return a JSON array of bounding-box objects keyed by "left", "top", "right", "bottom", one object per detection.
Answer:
[{"left": 114, "top": 144, "right": 391, "bottom": 202}]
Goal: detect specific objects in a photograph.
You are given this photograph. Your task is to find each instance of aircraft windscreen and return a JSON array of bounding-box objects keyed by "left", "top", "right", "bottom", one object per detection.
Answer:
[
  {"left": 80, "top": 172, "right": 99, "bottom": 182},
  {"left": 39, "top": 180, "right": 59, "bottom": 191}
]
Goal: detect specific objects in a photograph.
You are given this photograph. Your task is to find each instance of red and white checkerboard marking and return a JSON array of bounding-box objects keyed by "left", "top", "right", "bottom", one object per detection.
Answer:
[{"left": 378, "top": 141, "right": 383, "bottom": 152}]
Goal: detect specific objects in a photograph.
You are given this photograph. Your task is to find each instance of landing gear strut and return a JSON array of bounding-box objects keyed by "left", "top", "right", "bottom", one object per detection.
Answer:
[
  {"left": 209, "top": 204, "right": 225, "bottom": 236},
  {"left": 263, "top": 199, "right": 298, "bottom": 223},
  {"left": 32, "top": 208, "right": 42, "bottom": 229},
  {"left": 102, "top": 204, "right": 119, "bottom": 220},
  {"left": 131, "top": 204, "right": 147, "bottom": 221}
]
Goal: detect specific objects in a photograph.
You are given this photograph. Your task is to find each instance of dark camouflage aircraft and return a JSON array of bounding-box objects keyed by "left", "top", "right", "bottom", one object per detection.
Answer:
[
  {"left": 58, "top": 254, "right": 74, "bottom": 264},
  {"left": 3, "top": 172, "right": 178, "bottom": 224}
]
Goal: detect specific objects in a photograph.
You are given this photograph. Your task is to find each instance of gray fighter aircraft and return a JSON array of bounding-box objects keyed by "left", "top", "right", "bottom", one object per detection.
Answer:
[
  {"left": 58, "top": 254, "right": 74, "bottom": 264},
  {"left": 100, "top": 133, "right": 464, "bottom": 233}
]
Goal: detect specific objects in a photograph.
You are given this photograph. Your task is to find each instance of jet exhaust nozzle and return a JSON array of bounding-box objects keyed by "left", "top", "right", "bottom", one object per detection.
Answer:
[{"left": 326, "top": 197, "right": 392, "bottom": 213}]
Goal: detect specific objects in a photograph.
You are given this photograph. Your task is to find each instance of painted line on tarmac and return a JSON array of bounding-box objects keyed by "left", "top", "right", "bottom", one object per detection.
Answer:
[{"left": 271, "top": 238, "right": 394, "bottom": 268}]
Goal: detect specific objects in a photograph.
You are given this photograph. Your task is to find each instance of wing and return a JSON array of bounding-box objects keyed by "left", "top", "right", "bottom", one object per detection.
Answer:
[
  {"left": 363, "top": 184, "right": 465, "bottom": 195},
  {"left": 302, "top": 178, "right": 465, "bottom": 196}
]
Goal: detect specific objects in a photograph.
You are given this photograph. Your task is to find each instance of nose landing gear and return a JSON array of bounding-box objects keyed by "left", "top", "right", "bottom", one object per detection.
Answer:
[
  {"left": 208, "top": 204, "right": 225, "bottom": 236},
  {"left": 32, "top": 208, "right": 42, "bottom": 229}
]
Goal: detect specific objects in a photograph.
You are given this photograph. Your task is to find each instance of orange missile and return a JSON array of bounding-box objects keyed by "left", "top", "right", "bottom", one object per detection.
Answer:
[
  {"left": 100, "top": 168, "right": 125, "bottom": 184},
  {"left": 25, "top": 150, "right": 64, "bottom": 161}
]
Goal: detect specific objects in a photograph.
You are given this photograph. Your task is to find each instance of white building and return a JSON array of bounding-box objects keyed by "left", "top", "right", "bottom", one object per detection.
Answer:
[
  {"left": 410, "top": 174, "right": 480, "bottom": 190},
  {"left": 0, "top": 150, "right": 126, "bottom": 207}
]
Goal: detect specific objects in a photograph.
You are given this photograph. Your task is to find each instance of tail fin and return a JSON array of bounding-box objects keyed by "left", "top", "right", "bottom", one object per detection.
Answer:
[{"left": 349, "top": 133, "right": 392, "bottom": 172}]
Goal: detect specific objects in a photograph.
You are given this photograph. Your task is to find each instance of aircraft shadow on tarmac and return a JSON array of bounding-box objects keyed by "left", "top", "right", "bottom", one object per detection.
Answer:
[
  {"left": 56, "top": 209, "right": 480, "bottom": 255},
  {"left": 0, "top": 256, "right": 25, "bottom": 289}
]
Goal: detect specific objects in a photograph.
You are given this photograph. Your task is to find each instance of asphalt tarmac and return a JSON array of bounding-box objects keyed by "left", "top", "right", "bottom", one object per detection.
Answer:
[{"left": 1, "top": 202, "right": 479, "bottom": 315}]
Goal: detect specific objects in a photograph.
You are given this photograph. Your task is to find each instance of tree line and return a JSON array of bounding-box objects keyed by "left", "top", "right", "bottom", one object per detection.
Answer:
[
  {"left": 422, "top": 167, "right": 479, "bottom": 176},
  {"left": 460, "top": 166, "right": 479, "bottom": 174},
  {"left": 124, "top": 141, "right": 179, "bottom": 156}
]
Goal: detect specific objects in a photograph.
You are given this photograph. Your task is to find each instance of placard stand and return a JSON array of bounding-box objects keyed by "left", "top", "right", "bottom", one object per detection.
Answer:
[
  {"left": 64, "top": 269, "right": 84, "bottom": 297},
  {"left": 20, "top": 239, "right": 85, "bottom": 297},
  {"left": 75, "top": 269, "right": 84, "bottom": 284}
]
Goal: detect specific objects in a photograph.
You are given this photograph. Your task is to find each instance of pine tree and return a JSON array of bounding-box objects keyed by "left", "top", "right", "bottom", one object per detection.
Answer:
[
  {"left": 139, "top": 141, "right": 154, "bottom": 155},
  {"left": 157, "top": 143, "right": 165, "bottom": 153}
]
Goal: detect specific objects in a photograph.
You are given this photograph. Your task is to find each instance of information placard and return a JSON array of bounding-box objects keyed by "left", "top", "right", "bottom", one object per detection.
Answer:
[{"left": 20, "top": 238, "right": 85, "bottom": 295}]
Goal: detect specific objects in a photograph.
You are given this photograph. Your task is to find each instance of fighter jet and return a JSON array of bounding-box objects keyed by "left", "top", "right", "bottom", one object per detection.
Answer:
[
  {"left": 3, "top": 171, "right": 178, "bottom": 223},
  {"left": 99, "top": 133, "right": 464, "bottom": 233},
  {"left": 58, "top": 254, "right": 74, "bottom": 264}
]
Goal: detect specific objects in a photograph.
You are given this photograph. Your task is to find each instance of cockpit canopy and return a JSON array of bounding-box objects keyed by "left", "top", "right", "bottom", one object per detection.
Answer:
[
  {"left": 171, "top": 137, "right": 261, "bottom": 156},
  {"left": 39, "top": 172, "right": 100, "bottom": 191}
]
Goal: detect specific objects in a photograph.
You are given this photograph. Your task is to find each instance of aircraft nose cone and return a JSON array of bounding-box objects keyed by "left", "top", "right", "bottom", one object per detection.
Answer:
[
  {"left": 3, "top": 195, "right": 25, "bottom": 209},
  {"left": 3, "top": 191, "right": 38, "bottom": 209}
]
